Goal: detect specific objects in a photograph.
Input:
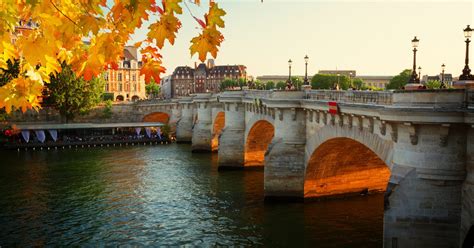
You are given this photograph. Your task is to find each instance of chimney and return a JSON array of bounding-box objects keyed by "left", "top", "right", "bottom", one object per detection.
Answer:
[{"left": 207, "top": 59, "right": 215, "bottom": 69}]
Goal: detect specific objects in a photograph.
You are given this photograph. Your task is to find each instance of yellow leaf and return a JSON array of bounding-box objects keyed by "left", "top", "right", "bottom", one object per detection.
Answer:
[
  {"left": 163, "top": 0, "right": 182, "bottom": 14},
  {"left": 206, "top": 2, "right": 226, "bottom": 28}
]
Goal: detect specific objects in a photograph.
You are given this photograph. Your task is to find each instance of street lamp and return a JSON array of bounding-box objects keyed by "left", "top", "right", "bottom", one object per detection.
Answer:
[
  {"left": 441, "top": 63, "right": 446, "bottom": 88},
  {"left": 459, "top": 25, "right": 474, "bottom": 80},
  {"left": 304, "top": 55, "right": 309, "bottom": 85},
  {"left": 288, "top": 59, "right": 293, "bottom": 90},
  {"left": 418, "top": 66, "right": 422, "bottom": 82},
  {"left": 409, "top": 36, "right": 420, "bottom": 84}
]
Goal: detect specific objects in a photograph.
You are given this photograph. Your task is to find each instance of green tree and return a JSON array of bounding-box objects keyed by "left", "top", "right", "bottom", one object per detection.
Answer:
[
  {"left": 145, "top": 80, "right": 160, "bottom": 98},
  {"left": 351, "top": 78, "right": 366, "bottom": 90},
  {"left": 237, "top": 78, "right": 247, "bottom": 89},
  {"left": 45, "top": 64, "right": 105, "bottom": 123},
  {"left": 220, "top": 78, "right": 237, "bottom": 91},
  {"left": 291, "top": 76, "right": 303, "bottom": 90},
  {"left": 386, "top": 69, "right": 412, "bottom": 90},
  {"left": 425, "top": 80, "right": 441, "bottom": 89},
  {"left": 265, "top": 81, "right": 275, "bottom": 90},
  {"left": 311, "top": 74, "right": 351, "bottom": 90},
  {"left": 102, "top": 100, "right": 113, "bottom": 119},
  {"left": 276, "top": 81, "right": 286, "bottom": 90},
  {"left": 0, "top": 59, "right": 20, "bottom": 87}
]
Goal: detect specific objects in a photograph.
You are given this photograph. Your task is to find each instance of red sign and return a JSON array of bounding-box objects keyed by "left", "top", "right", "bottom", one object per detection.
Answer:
[{"left": 328, "top": 101, "right": 338, "bottom": 115}]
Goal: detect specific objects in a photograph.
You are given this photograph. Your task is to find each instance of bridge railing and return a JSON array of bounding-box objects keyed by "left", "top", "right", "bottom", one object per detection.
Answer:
[
  {"left": 468, "top": 90, "right": 474, "bottom": 109},
  {"left": 305, "top": 90, "right": 394, "bottom": 105},
  {"left": 244, "top": 90, "right": 274, "bottom": 99}
]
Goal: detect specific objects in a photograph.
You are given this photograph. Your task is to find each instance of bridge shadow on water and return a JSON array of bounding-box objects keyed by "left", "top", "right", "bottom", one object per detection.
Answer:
[{"left": 205, "top": 151, "right": 384, "bottom": 247}]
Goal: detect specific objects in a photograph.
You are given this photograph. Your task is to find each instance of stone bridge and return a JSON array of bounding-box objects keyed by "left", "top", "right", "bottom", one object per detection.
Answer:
[
  {"left": 15, "top": 89, "right": 471, "bottom": 246},
  {"left": 130, "top": 89, "right": 474, "bottom": 247}
]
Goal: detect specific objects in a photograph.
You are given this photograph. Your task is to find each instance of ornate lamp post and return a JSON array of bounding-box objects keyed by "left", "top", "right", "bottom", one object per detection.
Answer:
[
  {"left": 406, "top": 36, "right": 423, "bottom": 90},
  {"left": 459, "top": 25, "right": 474, "bottom": 80},
  {"left": 418, "top": 66, "right": 422, "bottom": 82},
  {"left": 441, "top": 63, "right": 446, "bottom": 88},
  {"left": 409, "top": 36, "right": 420, "bottom": 84},
  {"left": 287, "top": 59, "right": 293, "bottom": 90},
  {"left": 304, "top": 55, "right": 309, "bottom": 85}
]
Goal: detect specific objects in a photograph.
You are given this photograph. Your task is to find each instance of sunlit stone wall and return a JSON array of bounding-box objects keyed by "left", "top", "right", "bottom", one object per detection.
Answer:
[
  {"left": 211, "top": 112, "right": 225, "bottom": 152},
  {"left": 244, "top": 120, "right": 274, "bottom": 166},
  {"left": 304, "top": 138, "right": 391, "bottom": 198}
]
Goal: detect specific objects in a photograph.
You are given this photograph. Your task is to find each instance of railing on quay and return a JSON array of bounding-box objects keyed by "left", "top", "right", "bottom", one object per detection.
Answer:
[{"left": 305, "top": 90, "right": 394, "bottom": 105}]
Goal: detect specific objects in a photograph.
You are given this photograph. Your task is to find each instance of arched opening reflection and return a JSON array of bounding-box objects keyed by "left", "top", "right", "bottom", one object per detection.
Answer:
[
  {"left": 211, "top": 112, "right": 225, "bottom": 152},
  {"left": 245, "top": 120, "right": 274, "bottom": 167},
  {"left": 142, "top": 112, "right": 170, "bottom": 124},
  {"left": 304, "top": 137, "right": 390, "bottom": 198}
]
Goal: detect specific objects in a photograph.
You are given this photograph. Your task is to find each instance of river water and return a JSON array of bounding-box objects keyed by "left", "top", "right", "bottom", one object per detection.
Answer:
[{"left": 0, "top": 144, "right": 383, "bottom": 247}]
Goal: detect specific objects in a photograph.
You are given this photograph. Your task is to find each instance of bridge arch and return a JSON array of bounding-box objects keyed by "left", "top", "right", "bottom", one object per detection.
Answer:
[
  {"left": 142, "top": 112, "right": 170, "bottom": 124},
  {"left": 245, "top": 120, "right": 275, "bottom": 166},
  {"left": 211, "top": 111, "right": 225, "bottom": 152},
  {"left": 305, "top": 137, "right": 391, "bottom": 198}
]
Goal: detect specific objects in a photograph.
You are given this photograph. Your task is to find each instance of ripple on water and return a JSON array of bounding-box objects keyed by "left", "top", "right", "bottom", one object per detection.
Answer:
[{"left": 0, "top": 145, "right": 383, "bottom": 247}]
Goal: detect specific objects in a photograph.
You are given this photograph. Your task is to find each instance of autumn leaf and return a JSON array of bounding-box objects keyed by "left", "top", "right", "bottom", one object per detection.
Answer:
[
  {"left": 163, "top": 0, "right": 183, "bottom": 15},
  {"left": 0, "top": 0, "right": 227, "bottom": 113},
  {"left": 140, "top": 57, "right": 166, "bottom": 83},
  {"left": 148, "top": 13, "right": 182, "bottom": 49},
  {"left": 206, "top": 2, "right": 226, "bottom": 28},
  {"left": 190, "top": 26, "right": 223, "bottom": 62}
]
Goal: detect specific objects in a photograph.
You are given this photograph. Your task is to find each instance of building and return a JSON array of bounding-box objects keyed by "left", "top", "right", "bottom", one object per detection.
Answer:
[
  {"left": 171, "top": 59, "right": 247, "bottom": 98},
  {"left": 318, "top": 70, "right": 357, "bottom": 77},
  {"left": 161, "top": 75, "right": 172, "bottom": 99},
  {"left": 103, "top": 46, "right": 146, "bottom": 102},
  {"left": 421, "top": 74, "right": 453, "bottom": 86},
  {"left": 355, "top": 75, "right": 393, "bottom": 89}
]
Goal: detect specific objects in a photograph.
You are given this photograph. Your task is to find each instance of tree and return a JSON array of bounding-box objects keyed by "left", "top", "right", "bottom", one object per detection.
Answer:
[
  {"left": 146, "top": 80, "right": 161, "bottom": 98},
  {"left": 351, "top": 78, "right": 366, "bottom": 90},
  {"left": 311, "top": 74, "right": 351, "bottom": 90},
  {"left": 0, "top": 1, "right": 227, "bottom": 113},
  {"left": 220, "top": 78, "right": 237, "bottom": 91},
  {"left": 386, "top": 69, "right": 412, "bottom": 90},
  {"left": 237, "top": 78, "right": 247, "bottom": 89},
  {"left": 426, "top": 80, "right": 441, "bottom": 89},
  {"left": 276, "top": 81, "right": 286, "bottom": 90},
  {"left": 265, "top": 81, "right": 275, "bottom": 90},
  {"left": 45, "top": 64, "right": 104, "bottom": 123},
  {"left": 291, "top": 76, "right": 303, "bottom": 90}
]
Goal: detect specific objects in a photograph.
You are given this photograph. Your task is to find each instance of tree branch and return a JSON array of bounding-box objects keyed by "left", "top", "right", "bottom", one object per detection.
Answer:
[{"left": 50, "top": 0, "right": 79, "bottom": 27}]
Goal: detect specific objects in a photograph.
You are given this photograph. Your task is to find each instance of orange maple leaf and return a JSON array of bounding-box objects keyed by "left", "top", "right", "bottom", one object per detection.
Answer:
[
  {"left": 190, "top": 26, "right": 223, "bottom": 62},
  {"left": 140, "top": 58, "right": 166, "bottom": 83},
  {"left": 148, "top": 13, "right": 182, "bottom": 49}
]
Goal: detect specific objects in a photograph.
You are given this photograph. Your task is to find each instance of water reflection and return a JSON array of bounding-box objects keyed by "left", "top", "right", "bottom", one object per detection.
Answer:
[{"left": 0, "top": 145, "right": 385, "bottom": 246}]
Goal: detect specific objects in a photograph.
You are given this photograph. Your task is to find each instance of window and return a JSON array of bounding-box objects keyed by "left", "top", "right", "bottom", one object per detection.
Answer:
[
  {"left": 133, "top": 84, "right": 137, "bottom": 92},
  {"left": 118, "top": 73, "right": 122, "bottom": 81},
  {"left": 104, "top": 72, "right": 108, "bottom": 81},
  {"left": 132, "top": 74, "right": 136, "bottom": 81},
  {"left": 105, "top": 83, "right": 109, "bottom": 91},
  {"left": 119, "top": 83, "right": 123, "bottom": 91}
]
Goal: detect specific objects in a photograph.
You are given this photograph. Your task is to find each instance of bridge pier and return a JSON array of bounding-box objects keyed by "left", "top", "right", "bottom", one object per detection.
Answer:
[
  {"left": 384, "top": 124, "right": 466, "bottom": 247},
  {"left": 218, "top": 92, "right": 246, "bottom": 170},
  {"left": 461, "top": 126, "right": 474, "bottom": 245},
  {"left": 176, "top": 99, "right": 193, "bottom": 143},
  {"left": 264, "top": 107, "right": 306, "bottom": 200},
  {"left": 192, "top": 94, "right": 213, "bottom": 152}
]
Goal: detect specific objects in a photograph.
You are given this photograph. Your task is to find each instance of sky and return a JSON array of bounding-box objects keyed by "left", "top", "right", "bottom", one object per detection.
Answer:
[{"left": 130, "top": 0, "right": 473, "bottom": 78}]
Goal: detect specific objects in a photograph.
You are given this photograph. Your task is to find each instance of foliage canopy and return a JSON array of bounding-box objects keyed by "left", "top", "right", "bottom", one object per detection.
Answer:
[
  {"left": 0, "top": 0, "right": 226, "bottom": 113},
  {"left": 44, "top": 64, "right": 104, "bottom": 122}
]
